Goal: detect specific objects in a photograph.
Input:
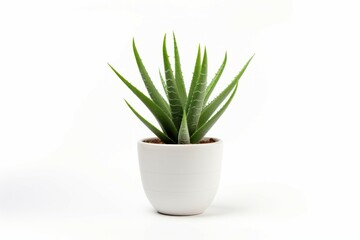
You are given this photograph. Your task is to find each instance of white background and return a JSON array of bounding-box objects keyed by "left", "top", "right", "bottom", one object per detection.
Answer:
[{"left": 0, "top": 0, "right": 359, "bottom": 239}]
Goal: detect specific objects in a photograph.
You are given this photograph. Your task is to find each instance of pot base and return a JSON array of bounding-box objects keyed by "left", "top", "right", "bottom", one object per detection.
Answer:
[{"left": 157, "top": 210, "right": 204, "bottom": 216}]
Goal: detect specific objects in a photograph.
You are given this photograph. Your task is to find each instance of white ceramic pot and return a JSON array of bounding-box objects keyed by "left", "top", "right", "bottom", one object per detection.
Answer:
[{"left": 137, "top": 137, "right": 223, "bottom": 216}]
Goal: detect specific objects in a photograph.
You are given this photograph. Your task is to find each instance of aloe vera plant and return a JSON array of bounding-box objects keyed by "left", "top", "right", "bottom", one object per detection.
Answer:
[{"left": 109, "top": 33, "right": 253, "bottom": 144}]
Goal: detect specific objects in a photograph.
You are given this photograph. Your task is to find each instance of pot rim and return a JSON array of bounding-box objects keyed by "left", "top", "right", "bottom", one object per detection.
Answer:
[{"left": 138, "top": 137, "right": 223, "bottom": 147}]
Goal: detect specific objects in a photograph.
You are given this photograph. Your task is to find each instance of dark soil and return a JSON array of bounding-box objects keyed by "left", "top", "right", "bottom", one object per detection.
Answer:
[
  {"left": 143, "top": 138, "right": 217, "bottom": 144},
  {"left": 144, "top": 138, "right": 165, "bottom": 144}
]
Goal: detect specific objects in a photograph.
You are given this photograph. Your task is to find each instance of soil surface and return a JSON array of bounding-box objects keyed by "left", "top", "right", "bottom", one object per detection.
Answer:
[{"left": 143, "top": 138, "right": 217, "bottom": 144}]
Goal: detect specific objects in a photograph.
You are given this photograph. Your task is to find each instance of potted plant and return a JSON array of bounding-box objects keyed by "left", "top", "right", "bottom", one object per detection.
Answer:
[{"left": 109, "top": 33, "right": 253, "bottom": 216}]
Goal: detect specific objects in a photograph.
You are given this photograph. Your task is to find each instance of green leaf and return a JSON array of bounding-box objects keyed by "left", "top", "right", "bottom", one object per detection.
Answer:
[
  {"left": 163, "top": 34, "right": 183, "bottom": 129},
  {"left": 186, "top": 45, "right": 202, "bottom": 112},
  {"left": 204, "top": 52, "right": 227, "bottom": 105},
  {"left": 187, "top": 48, "right": 208, "bottom": 135},
  {"left": 173, "top": 33, "right": 187, "bottom": 107},
  {"left": 178, "top": 111, "right": 190, "bottom": 144},
  {"left": 191, "top": 83, "right": 239, "bottom": 144},
  {"left": 109, "top": 63, "right": 178, "bottom": 141},
  {"left": 198, "top": 55, "right": 254, "bottom": 127},
  {"left": 125, "top": 100, "right": 175, "bottom": 144},
  {"left": 132, "top": 39, "right": 171, "bottom": 116},
  {"left": 159, "top": 70, "right": 169, "bottom": 99}
]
